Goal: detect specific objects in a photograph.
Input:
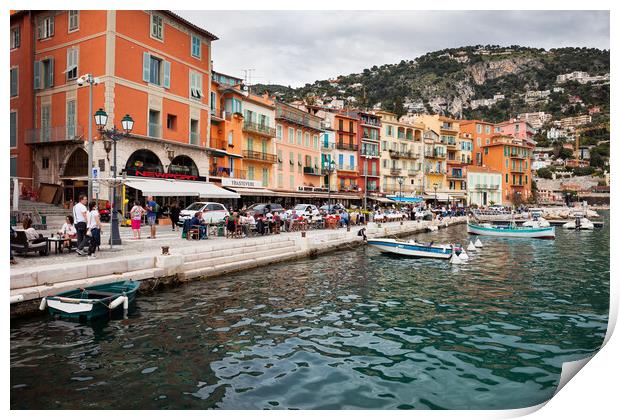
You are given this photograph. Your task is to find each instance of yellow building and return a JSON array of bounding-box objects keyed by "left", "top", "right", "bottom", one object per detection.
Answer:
[{"left": 375, "top": 111, "right": 424, "bottom": 196}]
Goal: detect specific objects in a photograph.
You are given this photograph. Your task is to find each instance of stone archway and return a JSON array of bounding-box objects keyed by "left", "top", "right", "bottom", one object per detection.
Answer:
[
  {"left": 125, "top": 149, "right": 164, "bottom": 173},
  {"left": 169, "top": 155, "right": 199, "bottom": 176},
  {"left": 62, "top": 147, "right": 89, "bottom": 177}
]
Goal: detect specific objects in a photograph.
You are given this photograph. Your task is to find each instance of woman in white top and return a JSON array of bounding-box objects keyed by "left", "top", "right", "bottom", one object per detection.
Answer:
[
  {"left": 129, "top": 201, "right": 146, "bottom": 239},
  {"left": 86, "top": 201, "right": 102, "bottom": 259},
  {"left": 58, "top": 215, "right": 77, "bottom": 248}
]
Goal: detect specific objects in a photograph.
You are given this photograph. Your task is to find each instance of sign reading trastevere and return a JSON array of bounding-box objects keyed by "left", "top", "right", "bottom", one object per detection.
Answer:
[{"left": 221, "top": 178, "right": 263, "bottom": 188}]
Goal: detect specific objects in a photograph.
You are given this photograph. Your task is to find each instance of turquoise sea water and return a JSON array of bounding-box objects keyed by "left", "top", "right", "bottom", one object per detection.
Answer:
[{"left": 10, "top": 211, "right": 609, "bottom": 409}]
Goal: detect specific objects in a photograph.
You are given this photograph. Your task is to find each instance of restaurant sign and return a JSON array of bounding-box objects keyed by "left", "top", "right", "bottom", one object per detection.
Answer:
[
  {"left": 221, "top": 178, "right": 263, "bottom": 189},
  {"left": 125, "top": 169, "right": 206, "bottom": 182}
]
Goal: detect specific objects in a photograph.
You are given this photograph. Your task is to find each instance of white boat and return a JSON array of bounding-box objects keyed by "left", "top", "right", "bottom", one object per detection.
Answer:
[
  {"left": 467, "top": 222, "right": 555, "bottom": 239},
  {"left": 522, "top": 217, "right": 550, "bottom": 228},
  {"left": 367, "top": 238, "right": 456, "bottom": 259},
  {"left": 563, "top": 215, "right": 595, "bottom": 230}
]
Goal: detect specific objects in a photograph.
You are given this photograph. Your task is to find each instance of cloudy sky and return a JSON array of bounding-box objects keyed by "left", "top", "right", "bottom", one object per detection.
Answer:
[{"left": 175, "top": 10, "right": 610, "bottom": 88}]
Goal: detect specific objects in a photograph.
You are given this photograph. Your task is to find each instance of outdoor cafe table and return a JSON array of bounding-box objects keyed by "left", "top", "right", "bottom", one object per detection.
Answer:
[{"left": 46, "top": 236, "right": 64, "bottom": 254}]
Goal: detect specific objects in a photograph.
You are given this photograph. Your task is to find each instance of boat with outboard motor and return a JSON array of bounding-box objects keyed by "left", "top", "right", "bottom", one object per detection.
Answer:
[
  {"left": 367, "top": 238, "right": 460, "bottom": 259},
  {"left": 467, "top": 221, "right": 555, "bottom": 239},
  {"left": 562, "top": 211, "right": 594, "bottom": 230}
]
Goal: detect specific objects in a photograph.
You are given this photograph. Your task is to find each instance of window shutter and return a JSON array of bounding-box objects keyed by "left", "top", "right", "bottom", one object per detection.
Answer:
[
  {"left": 49, "top": 16, "right": 54, "bottom": 36},
  {"left": 34, "top": 61, "right": 41, "bottom": 89},
  {"left": 37, "top": 20, "right": 42, "bottom": 39},
  {"left": 142, "top": 52, "right": 150, "bottom": 82},
  {"left": 163, "top": 60, "right": 170, "bottom": 89},
  {"left": 48, "top": 58, "right": 54, "bottom": 87},
  {"left": 10, "top": 69, "right": 17, "bottom": 96}
]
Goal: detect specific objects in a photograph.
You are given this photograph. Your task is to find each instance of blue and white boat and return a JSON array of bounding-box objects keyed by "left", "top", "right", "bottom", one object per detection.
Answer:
[
  {"left": 367, "top": 238, "right": 455, "bottom": 259},
  {"left": 467, "top": 222, "right": 555, "bottom": 239}
]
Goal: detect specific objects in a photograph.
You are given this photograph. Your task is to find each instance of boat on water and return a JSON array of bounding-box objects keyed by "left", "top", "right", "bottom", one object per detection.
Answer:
[
  {"left": 522, "top": 208, "right": 550, "bottom": 228},
  {"left": 467, "top": 221, "right": 555, "bottom": 239},
  {"left": 40, "top": 280, "right": 140, "bottom": 320},
  {"left": 563, "top": 212, "right": 595, "bottom": 230},
  {"left": 367, "top": 238, "right": 458, "bottom": 259}
]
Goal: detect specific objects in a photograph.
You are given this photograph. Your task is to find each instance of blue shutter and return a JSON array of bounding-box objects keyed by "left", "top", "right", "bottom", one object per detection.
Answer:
[
  {"left": 350, "top": 155, "right": 354, "bottom": 168},
  {"left": 338, "top": 154, "right": 344, "bottom": 166},
  {"left": 48, "top": 58, "right": 54, "bottom": 87},
  {"left": 10, "top": 112, "right": 16, "bottom": 147},
  {"left": 142, "top": 52, "right": 150, "bottom": 82},
  {"left": 163, "top": 61, "right": 170, "bottom": 89},
  {"left": 34, "top": 61, "right": 41, "bottom": 89}
]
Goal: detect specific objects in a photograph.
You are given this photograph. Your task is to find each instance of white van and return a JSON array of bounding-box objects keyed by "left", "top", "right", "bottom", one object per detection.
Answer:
[{"left": 178, "top": 202, "right": 229, "bottom": 225}]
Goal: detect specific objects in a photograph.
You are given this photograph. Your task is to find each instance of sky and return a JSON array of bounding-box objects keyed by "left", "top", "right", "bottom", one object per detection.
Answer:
[{"left": 174, "top": 10, "right": 610, "bottom": 88}]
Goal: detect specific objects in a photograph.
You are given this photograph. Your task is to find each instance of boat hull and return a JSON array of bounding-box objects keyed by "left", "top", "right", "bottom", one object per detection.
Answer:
[
  {"left": 46, "top": 280, "right": 140, "bottom": 320},
  {"left": 467, "top": 223, "right": 555, "bottom": 239},
  {"left": 367, "top": 239, "right": 452, "bottom": 259}
]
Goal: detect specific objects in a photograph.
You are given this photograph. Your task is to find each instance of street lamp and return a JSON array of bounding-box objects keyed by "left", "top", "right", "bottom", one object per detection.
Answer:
[
  {"left": 326, "top": 159, "right": 336, "bottom": 213},
  {"left": 95, "top": 109, "right": 134, "bottom": 247},
  {"left": 433, "top": 182, "right": 439, "bottom": 208},
  {"left": 397, "top": 176, "right": 404, "bottom": 200},
  {"left": 78, "top": 74, "right": 100, "bottom": 201}
]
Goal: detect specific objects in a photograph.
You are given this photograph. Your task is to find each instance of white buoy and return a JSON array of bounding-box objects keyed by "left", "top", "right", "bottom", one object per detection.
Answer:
[
  {"left": 459, "top": 249, "right": 469, "bottom": 260},
  {"left": 109, "top": 296, "right": 126, "bottom": 310},
  {"left": 467, "top": 241, "right": 477, "bottom": 251},
  {"left": 123, "top": 296, "right": 129, "bottom": 310},
  {"left": 450, "top": 251, "right": 463, "bottom": 264},
  {"left": 475, "top": 238, "right": 484, "bottom": 248},
  {"left": 38, "top": 297, "right": 47, "bottom": 310}
]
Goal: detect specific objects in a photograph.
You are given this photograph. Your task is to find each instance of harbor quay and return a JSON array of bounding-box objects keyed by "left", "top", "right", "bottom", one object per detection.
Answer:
[{"left": 10, "top": 217, "right": 467, "bottom": 317}]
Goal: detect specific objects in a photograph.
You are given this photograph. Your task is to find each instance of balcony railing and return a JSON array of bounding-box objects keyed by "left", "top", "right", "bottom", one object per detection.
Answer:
[
  {"left": 148, "top": 123, "right": 161, "bottom": 138},
  {"left": 475, "top": 184, "right": 500, "bottom": 190},
  {"left": 408, "top": 169, "right": 420, "bottom": 176},
  {"left": 243, "top": 121, "right": 276, "bottom": 137},
  {"left": 209, "top": 167, "right": 247, "bottom": 179},
  {"left": 424, "top": 169, "right": 447, "bottom": 175},
  {"left": 25, "top": 125, "right": 84, "bottom": 144},
  {"left": 190, "top": 132, "right": 200, "bottom": 145},
  {"left": 389, "top": 168, "right": 402, "bottom": 175},
  {"left": 362, "top": 171, "right": 380, "bottom": 177},
  {"left": 303, "top": 166, "right": 324, "bottom": 176},
  {"left": 510, "top": 152, "right": 526, "bottom": 159},
  {"left": 424, "top": 151, "right": 446, "bottom": 158},
  {"left": 360, "top": 149, "right": 380, "bottom": 157},
  {"left": 210, "top": 139, "right": 230, "bottom": 150},
  {"left": 242, "top": 150, "right": 278, "bottom": 163},
  {"left": 322, "top": 142, "right": 335, "bottom": 150},
  {"left": 210, "top": 108, "right": 225, "bottom": 120},
  {"left": 276, "top": 107, "right": 322, "bottom": 131},
  {"left": 447, "top": 172, "right": 465, "bottom": 179},
  {"left": 336, "top": 142, "right": 358, "bottom": 151},
  {"left": 360, "top": 118, "right": 381, "bottom": 127},
  {"left": 337, "top": 165, "right": 357, "bottom": 172},
  {"left": 510, "top": 167, "right": 525, "bottom": 173},
  {"left": 389, "top": 150, "right": 417, "bottom": 159}
]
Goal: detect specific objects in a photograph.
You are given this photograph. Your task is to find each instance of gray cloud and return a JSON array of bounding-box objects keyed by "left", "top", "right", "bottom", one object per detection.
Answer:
[{"left": 174, "top": 10, "right": 609, "bottom": 87}]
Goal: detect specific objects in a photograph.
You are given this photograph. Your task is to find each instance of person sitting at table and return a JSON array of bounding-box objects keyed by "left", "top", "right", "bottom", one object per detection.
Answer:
[
  {"left": 279, "top": 211, "right": 288, "bottom": 232},
  {"left": 272, "top": 212, "right": 281, "bottom": 233},
  {"left": 58, "top": 215, "right": 78, "bottom": 248},
  {"left": 190, "top": 211, "right": 203, "bottom": 227},
  {"left": 23, "top": 217, "right": 46, "bottom": 244}
]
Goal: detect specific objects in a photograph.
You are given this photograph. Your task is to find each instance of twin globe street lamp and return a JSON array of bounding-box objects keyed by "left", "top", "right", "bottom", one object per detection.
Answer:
[
  {"left": 94, "top": 108, "right": 134, "bottom": 247},
  {"left": 325, "top": 160, "right": 337, "bottom": 213}
]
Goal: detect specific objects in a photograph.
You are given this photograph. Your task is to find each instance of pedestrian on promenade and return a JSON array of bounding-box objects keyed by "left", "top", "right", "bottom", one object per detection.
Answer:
[
  {"left": 86, "top": 201, "right": 101, "bottom": 259},
  {"left": 145, "top": 196, "right": 158, "bottom": 239},
  {"left": 73, "top": 194, "right": 89, "bottom": 255},
  {"left": 130, "top": 201, "right": 146, "bottom": 240},
  {"left": 170, "top": 201, "right": 181, "bottom": 231}
]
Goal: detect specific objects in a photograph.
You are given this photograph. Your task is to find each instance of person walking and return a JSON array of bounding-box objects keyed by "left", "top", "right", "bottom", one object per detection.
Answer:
[
  {"left": 170, "top": 201, "right": 181, "bottom": 231},
  {"left": 73, "top": 194, "right": 89, "bottom": 255},
  {"left": 145, "top": 196, "right": 158, "bottom": 239},
  {"left": 129, "top": 201, "right": 146, "bottom": 239},
  {"left": 86, "top": 201, "right": 102, "bottom": 259}
]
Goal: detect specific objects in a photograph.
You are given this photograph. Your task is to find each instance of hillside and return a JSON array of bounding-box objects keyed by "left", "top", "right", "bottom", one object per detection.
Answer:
[{"left": 252, "top": 45, "right": 610, "bottom": 123}]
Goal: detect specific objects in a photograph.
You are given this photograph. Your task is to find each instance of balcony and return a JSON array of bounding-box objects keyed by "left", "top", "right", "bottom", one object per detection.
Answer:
[
  {"left": 276, "top": 107, "right": 322, "bottom": 131},
  {"left": 337, "top": 165, "right": 357, "bottom": 172},
  {"left": 303, "top": 166, "right": 324, "bottom": 176},
  {"left": 360, "top": 117, "right": 381, "bottom": 128},
  {"left": 445, "top": 142, "right": 458, "bottom": 150},
  {"left": 510, "top": 167, "right": 525, "bottom": 173},
  {"left": 190, "top": 132, "right": 200, "bottom": 145},
  {"left": 389, "top": 150, "right": 416, "bottom": 159},
  {"left": 424, "top": 169, "right": 446, "bottom": 175},
  {"left": 210, "top": 139, "right": 230, "bottom": 151},
  {"left": 336, "top": 142, "right": 358, "bottom": 151},
  {"left": 210, "top": 108, "right": 225, "bottom": 121},
  {"left": 447, "top": 172, "right": 465, "bottom": 179},
  {"left": 322, "top": 142, "right": 335, "bottom": 150},
  {"left": 424, "top": 151, "right": 446, "bottom": 158},
  {"left": 148, "top": 123, "right": 161, "bottom": 138},
  {"left": 389, "top": 168, "right": 402, "bottom": 175},
  {"left": 408, "top": 169, "right": 419, "bottom": 176},
  {"left": 243, "top": 121, "right": 276, "bottom": 137},
  {"left": 360, "top": 149, "right": 380, "bottom": 158},
  {"left": 475, "top": 184, "right": 500, "bottom": 190},
  {"left": 25, "top": 125, "right": 84, "bottom": 145},
  {"left": 242, "top": 150, "right": 278, "bottom": 163},
  {"left": 510, "top": 153, "right": 526, "bottom": 159},
  {"left": 362, "top": 171, "right": 380, "bottom": 178},
  {"left": 209, "top": 167, "right": 247, "bottom": 179}
]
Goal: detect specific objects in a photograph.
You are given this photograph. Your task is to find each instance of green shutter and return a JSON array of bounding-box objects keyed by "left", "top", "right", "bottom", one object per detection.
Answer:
[
  {"left": 142, "top": 52, "right": 150, "bottom": 82},
  {"left": 163, "top": 61, "right": 170, "bottom": 89},
  {"left": 34, "top": 61, "right": 41, "bottom": 89},
  {"left": 10, "top": 69, "right": 17, "bottom": 96},
  {"left": 48, "top": 58, "right": 54, "bottom": 87},
  {"left": 10, "top": 112, "right": 17, "bottom": 147}
]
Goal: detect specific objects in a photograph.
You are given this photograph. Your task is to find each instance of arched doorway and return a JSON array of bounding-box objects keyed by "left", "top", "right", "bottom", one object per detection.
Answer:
[
  {"left": 125, "top": 149, "right": 164, "bottom": 173},
  {"left": 62, "top": 148, "right": 89, "bottom": 204},
  {"left": 169, "top": 155, "right": 199, "bottom": 176}
]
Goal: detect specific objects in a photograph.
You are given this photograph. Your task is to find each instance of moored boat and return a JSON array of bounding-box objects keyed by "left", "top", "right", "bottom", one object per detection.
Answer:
[
  {"left": 467, "top": 222, "right": 555, "bottom": 239},
  {"left": 40, "top": 280, "right": 140, "bottom": 320},
  {"left": 563, "top": 214, "right": 595, "bottom": 230},
  {"left": 367, "top": 238, "right": 456, "bottom": 259}
]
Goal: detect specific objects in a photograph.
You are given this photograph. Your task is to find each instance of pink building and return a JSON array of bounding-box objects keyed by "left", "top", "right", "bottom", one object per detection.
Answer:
[{"left": 495, "top": 119, "right": 535, "bottom": 145}]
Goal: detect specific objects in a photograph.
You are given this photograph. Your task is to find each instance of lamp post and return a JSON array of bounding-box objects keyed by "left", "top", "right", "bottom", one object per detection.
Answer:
[
  {"left": 397, "top": 176, "right": 404, "bottom": 201},
  {"left": 326, "top": 159, "right": 336, "bottom": 213},
  {"left": 433, "top": 182, "right": 438, "bottom": 208},
  {"left": 95, "top": 109, "right": 134, "bottom": 247},
  {"left": 78, "top": 74, "right": 100, "bottom": 201}
]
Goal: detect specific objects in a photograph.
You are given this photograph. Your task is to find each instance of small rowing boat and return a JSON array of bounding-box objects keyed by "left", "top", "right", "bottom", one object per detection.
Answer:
[
  {"left": 367, "top": 238, "right": 457, "bottom": 259},
  {"left": 467, "top": 222, "right": 555, "bottom": 239},
  {"left": 40, "top": 280, "right": 140, "bottom": 321}
]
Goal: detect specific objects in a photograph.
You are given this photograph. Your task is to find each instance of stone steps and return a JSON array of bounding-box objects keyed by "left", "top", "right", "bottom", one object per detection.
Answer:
[{"left": 182, "top": 240, "right": 296, "bottom": 271}]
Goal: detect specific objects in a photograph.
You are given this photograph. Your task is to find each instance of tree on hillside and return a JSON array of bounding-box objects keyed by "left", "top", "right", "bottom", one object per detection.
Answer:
[
  {"left": 537, "top": 167, "right": 553, "bottom": 179},
  {"left": 558, "top": 148, "right": 574, "bottom": 160}
]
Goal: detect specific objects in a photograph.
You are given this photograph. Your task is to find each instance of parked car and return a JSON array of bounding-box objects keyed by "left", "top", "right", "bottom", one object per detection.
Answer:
[
  {"left": 178, "top": 202, "right": 229, "bottom": 225},
  {"left": 245, "top": 203, "right": 285, "bottom": 218},
  {"left": 287, "top": 204, "right": 321, "bottom": 220},
  {"left": 319, "top": 203, "right": 345, "bottom": 213}
]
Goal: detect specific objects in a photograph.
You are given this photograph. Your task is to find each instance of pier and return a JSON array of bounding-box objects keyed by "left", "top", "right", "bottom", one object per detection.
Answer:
[{"left": 10, "top": 217, "right": 467, "bottom": 317}]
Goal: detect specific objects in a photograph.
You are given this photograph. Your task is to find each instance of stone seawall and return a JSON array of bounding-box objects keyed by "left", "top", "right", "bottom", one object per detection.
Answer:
[{"left": 10, "top": 217, "right": 467, "bottom": 317}]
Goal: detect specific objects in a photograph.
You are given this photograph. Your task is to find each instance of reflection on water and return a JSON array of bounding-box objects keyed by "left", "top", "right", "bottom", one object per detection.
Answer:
[{"left": 11, "top": 212, "right": 609, "bottom": 409}]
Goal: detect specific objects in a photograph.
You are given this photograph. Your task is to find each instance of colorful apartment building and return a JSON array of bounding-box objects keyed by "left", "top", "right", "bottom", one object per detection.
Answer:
[
  {"left": 495, "top": 119, "right": 535, "bottom": 144},
  {"left": 274, "top": 102, "right": 323, "bottom": 193},
  {"left": 459, "top": 120, "right": 495, "bottom": 166},
  {"left": 241, "top": 92, "right": 277, "bottom": 188},
  {"left": 375, "top": 111, "right": 424, "bottom": 196},
  {"left": 466, "top": 166, "right": 503, "bottom": 206},
  {"left": 12, "top": 10, "right": 230, "bottom": 205},
  {"left": 355, "top": 111, "right": 382, "bottom": 196},
  {"left": 332, "top": 112, "right": 360, "bottom": 193},
  {"left": 481, "top": 135, "right": 534, "bottom": 204},
  {"left": 446, "top": 132, "right": 473, "bottom": 203}
]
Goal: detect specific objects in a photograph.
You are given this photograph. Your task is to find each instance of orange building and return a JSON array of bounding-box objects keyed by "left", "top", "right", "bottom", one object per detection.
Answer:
[
  {"left": 333, "top": 113, "right": 359, "bottom": 192},
  {"left": 11, "top": 10, "right": 240, "bottom": 206},
  {"left": 480, "top": 135, "right": 534, "bottom": 204},
  {"left": 459, "top": 120, "right": 495, "bottom": 166}
]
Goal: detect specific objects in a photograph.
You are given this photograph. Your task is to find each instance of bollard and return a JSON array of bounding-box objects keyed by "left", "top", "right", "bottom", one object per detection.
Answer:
[
  {"left": 400, "top": 221, "right": 403, "bottom": 226},
  {"left": 161, "top": 246, "right": 170, "bottom": 255},
  {"left": 347, "top": 225, "right": 351, "bottom": 232},
  {"left": 301, "top": 231, "right": 306, "bottom": 238}
]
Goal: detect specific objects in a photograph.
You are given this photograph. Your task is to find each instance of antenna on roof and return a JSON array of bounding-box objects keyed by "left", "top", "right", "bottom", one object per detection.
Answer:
[{"left": 241, "top": 68, "right": 256, "bottom": 87}]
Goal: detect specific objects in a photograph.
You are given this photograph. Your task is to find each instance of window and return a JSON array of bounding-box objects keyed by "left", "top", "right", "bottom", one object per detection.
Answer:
[
  {"left": 68, "top": 11, "right": 79, "bottom": 32},
  {"left": 484, "top": 147, "right": 488, "bottom": 155},
  {"left": 313, "top": 135, "right": 318, "bottom": 149},
  {"left": 305, "top": 132, "right": 310, "bottom": 147},
  {"left": 148, "top": 109, "right": 161, "bottom": 138},
  {"left": 278, "top": 173, "right": 283, "bottom": 188},
  {"left": 477, "top": 137, "right": 481, "bottom": 147},
  {"left": 277, "top": 150, "right": 283, "bottom": 170},
  {"left": 10, "top": 26, "right": 20, "bottom": 49},
  {"left": 339, "top": 119, "right": 343, "bottom": 131},
  {"left": 349, "top": 121, "right": 354, "bottom": 133},
  {"left": 277, "top": 125, "right": 283, "bottom": 140},
  {"left": 476, "top": 124, "right": 482, "bottom": 134},
  {"left": 10, "top": 68, "right": 18, "bottom": 97},
  {"left": 485, "top": 125, "right": 490, "bottom": 134},
  {"left": 166, "top": 114, "right": 177, "bottom": 130},
  {"left": 246, "top": 137, "right": 254, "bottom": 151},
  {"left": 34, "top": 58, "right": 54, "bottom": 89},
  {"left": 227, "top": 130, "right": 233, "bottom": 146},
  {"left": 142, "top": 53, "right": 170, "bottom": 88},
  {"left": 290, "top": 175, "right": 295, "bottom": 189},
  {"left": 248, "top": 166, "right": 255, "bottom": 180},
  {"left": 296, "top": 130, "right": 302, "bottom": 145},
  {"left": 37, "top": 15, "right": 54, "bottom": 40},
  {"left": 189, "top": 71, "right": 203, "bottom": 100},
  {"left": 515, "top": 124, "right": 520, "bottom": 132},
  {"left": 151, "top": 14, "right": 163, "bottom": 40},
  {"left": 66, "top": 100, "right": 76, "bottom": 138},
  {"left": 224, "top": 98, "right": 242, "bottom": 114},
  {"left": 289, "top": 152, "right": 294, "bottom": 166},
  {"left": 298, "top": 153, "right": 302, "bottom": 173},
  {"left": 506, "top": 174, "right": 509, "bottom": 183},
  {"left": 262, "top": 168, "right": 269, "bottom": 187},
  {"left": 10, "top": 112, "right": 17, "bottom": 147},
  {"left": 65, "top": 48, "right": 78, "bottom": 80},
  {"left": 288, "top": 128, "right": 294, "bottom": 144},
  {"left": 10, "top": 157, "right": 17, "bottom": 177},
  {"left": 42, "top": 157, "right": 50, "bottom": 169},
  {"left": 41, "top": 104, "right": 51, "bottom": 142},
  {"left": 210, "top": 92, "right": 216, "bottom": 111},
  {"left": 191, "top": 35, "right": 201, "bottom": 58}
]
